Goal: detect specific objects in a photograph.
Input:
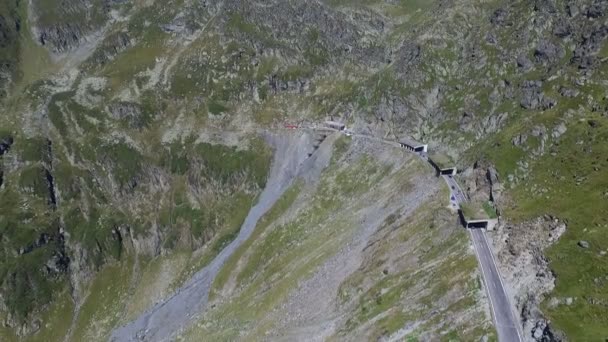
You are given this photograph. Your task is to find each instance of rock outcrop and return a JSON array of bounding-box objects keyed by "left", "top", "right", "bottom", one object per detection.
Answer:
[{"left": 492, "top": 216, "right": 567, "bottom": 342}]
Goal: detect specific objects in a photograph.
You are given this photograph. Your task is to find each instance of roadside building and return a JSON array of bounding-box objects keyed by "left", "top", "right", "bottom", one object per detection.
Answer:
[
  {"left": 325, "top": 121, "right": 345, "bottom": 131},
  {"left": 399, "top": 139, "right": 428, "bottom": 153}
]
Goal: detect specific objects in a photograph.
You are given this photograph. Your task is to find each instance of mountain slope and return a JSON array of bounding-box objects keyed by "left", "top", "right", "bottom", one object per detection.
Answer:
[{"left": 0, "top": 0, "right": 607, "bottom": 340}]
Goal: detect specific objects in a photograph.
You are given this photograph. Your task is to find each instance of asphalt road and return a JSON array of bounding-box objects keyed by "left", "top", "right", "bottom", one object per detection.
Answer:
[
  {"left": 318, "top": 128, "right": 524, "bottom": 341},
  {"left": 328, "top": 128, "right": 524, "bottom": 341},
  {"left": 113, "top": 126, "right": 523, "bottom": 341},
  {"left": 441, "top": 174, "right": 523, "bottom": 342}
]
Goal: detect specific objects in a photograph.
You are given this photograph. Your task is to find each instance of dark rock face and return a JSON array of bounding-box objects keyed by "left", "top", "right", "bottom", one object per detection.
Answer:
[
  {"left": 530, "top": 319, "right": 562, "bottom": 341},
  {"left": 534, "top": 0, "right": 557, "bottom": 14},
  {"left": 90, "top": 32, "right": 133, "bottom": 65},
  {"left": 512, "top": 133, "right": 528, "bottom": 146},
  {"left": 0, "top": 10, "right": 20, "bottom": 48},
  {"left": 571, "top": 25, "right": 608, "bottom": 69},
  {"left": 30, "top": 0, "right": 115, "bottom": 54},
  {"left": 107, "top": 102, "right": 147, "bottom": 129},
  {"left": 38, "top": 23, "right": 86, "bottom": 53},
  {"left": 553, "top": 19, "right": 573, "bottom": 38},
  {"left": 267, "top": 74, "right": 310, "bottom": 95},
  {"left": 558, "top": 86, "right": 579, "bottom": 98},
  {"left": 585, "top": 0, "right": 607, "bottom": 18},
  {"left": 0, "top": 15, "right": 14, "bottom": 48},
  {"left": 490, "top": 8, "right": 509, "bottom": 26},
  {"left": 459, "top": 111, "right": 475, "bottom": 131},
  {"left": 517, "top": 54, "right": 534, "bottom": 71},
  {"left": 0, "top": 9, "right": 21, "bottom": 97},
  {"left": 0, "top": 134, "right": 7, "bottom": 188},
  {"left": 520, "top": 81, "right": 556, "bottom": 111},
  {"left": 534, "top": 39, "right": 565, "bottom": 65},
  {"left": 566, "top": 1, "right": 579, "bottom": 17},
  {"left": 0, "top": 134, "right": 13, "bottom": 155},
  {"left": 394, "top": 42, "right": 421, "bottom": 75}
]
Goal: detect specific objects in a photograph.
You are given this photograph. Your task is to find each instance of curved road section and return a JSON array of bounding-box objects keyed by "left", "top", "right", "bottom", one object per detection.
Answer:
[
  {"left": 443, "top": 174, "right": 523, "bottom": 342},
  {"left": 305, "top": 127, "right": 523, "bottom": 341},
  {"left": 313, "top": 128, "right": 523, "bottom": 341}
]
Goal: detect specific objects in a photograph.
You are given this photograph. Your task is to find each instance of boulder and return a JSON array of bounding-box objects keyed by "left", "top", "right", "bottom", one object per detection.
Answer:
[
  {"left": 520, "top": 80, "right": 543, "bottom": 109},
  {"left": 578, "top": 240, "right": 590, "bottom": 248},
  {"left": 534, "top": 0, "right": 557, "bottom": 13},
  {"left": 586, "top": 0, "right": 607, "bottom": 18},
  {"left": 558, "top": 86, "right": 579, "bottom": 98},
  {"left": 459, "top": 111, "right": 475, "bottom": 131},
  {"left": 485, "top": 32, "right": 497, "bottom": 45},
  {"left": 552, "top": 123, "right": 567, "bottom": 139},
  {"left": 534, "top": 39, "right": 565, "bottom": 65},
  {"left": 512, "top": 134, "right": 528, "bottom": 146},
  {"left": 541, "top": 96, "right": 557, "bottom": 110},
  {"left": 107, "top": 102, "right": 147, "bottom": 129},
  {"left": 0, "top": 135, "right": 13, "bottom": 155},
  {"left": 566, "top": 1, "right": 579, "bottom": 17},
  {"left": 517, "top": 54, "right": 534, "bottom": 71},
  {"left": 37, "top": 23, "right": 86, "bottom": 54},
  {"left": 530, "top": 318, "right": 563, "bottom": 341},
  {"left": 553, "top": 19, "right": 573, "bottom": 38},
  {"left": 486, "top": 166, "right": 499, "bottom": 185},
  {"left": 571, "top": 26, "right": 608, "bottom": 69},
  {"left": 490, "top": 8, "right": 508, "bottom": 26}
]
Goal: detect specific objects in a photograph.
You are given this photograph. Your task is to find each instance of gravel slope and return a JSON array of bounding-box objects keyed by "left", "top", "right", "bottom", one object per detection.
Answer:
[{"left": 110, "top": 131, "right": 319, "bottom": 342}]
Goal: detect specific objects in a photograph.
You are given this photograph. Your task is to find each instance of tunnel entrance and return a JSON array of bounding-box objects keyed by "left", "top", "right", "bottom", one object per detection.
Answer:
[
  {"left": 440, "top": 168, "right": 456, "bottom": 175},
  {"left": 466, "top": 221, "right": 488, "bottom": 229}
]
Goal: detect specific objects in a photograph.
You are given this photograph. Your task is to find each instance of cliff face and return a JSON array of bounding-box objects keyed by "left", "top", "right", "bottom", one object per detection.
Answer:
[
  {"left": 0, "top": 0, "right": 607, "bottom": 340},
  {"left": 0, "top": 1, "right": 22, "bottom": 99},
  {"left": 29, "top": 0, "right": 110, "bottom": 54}
]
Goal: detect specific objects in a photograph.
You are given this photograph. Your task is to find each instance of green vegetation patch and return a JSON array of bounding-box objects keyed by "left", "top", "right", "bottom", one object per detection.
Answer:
[
  {"left": 160, "top": 137, "right": 271, "bottom": 188},
  {"left": 503, "top": 114, "right": 608, "bottom": 339},
  {"left": 482, "top": 201, "right": 498, "bottom": 219},
  {"left": 32, "top": 0, "right": 107, "bottom": 28},
  {"left": 208, "top": 100, "right": 229, "bottom": 115},
  {"left": 211, "top": 181, "right": 302, "bottom": 297},
  {"left": 99, "top": 141, "right": 145, "bottom": 189},
  {"left": 71, "top": 258, "right": 134, "bottom": 341},
  {"left": 460, "top": 202, "right": 493, "bottom": 221},
  {"left": 428, "top": 152, "right": 455, "bottom": 170}
]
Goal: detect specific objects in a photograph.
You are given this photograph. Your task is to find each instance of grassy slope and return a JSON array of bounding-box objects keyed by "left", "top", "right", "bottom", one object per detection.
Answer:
[
  {"left": 185, "top": 139, "right": 494, "bottom": 340},
  {"left": 335, "top": 195, "right": 494, "bottom": 341},
  {"left": 460, "top": 6, "right": 608, "bottom": 331},
  {"left": 0, "top": 0, "right": 54, "bottom": 99},
  {"left": 0, "top": 0, "right": 605, "bottom": 338},
  {"left": 503, "top": 116, "right": 608, "bottom": 339},
  {"left": 390, "top": 0, "right": 608, "bottom": 336}
]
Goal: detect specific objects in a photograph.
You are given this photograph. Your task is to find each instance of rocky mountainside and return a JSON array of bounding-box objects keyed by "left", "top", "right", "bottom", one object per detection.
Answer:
[{"left": 0, "top": 0, "right": 607, "bottom": 340}]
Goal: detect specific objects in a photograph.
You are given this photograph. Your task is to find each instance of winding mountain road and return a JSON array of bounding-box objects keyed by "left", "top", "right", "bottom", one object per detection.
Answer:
[
  {"left": 111, "top": 125, "right": 522, "bottom": 341},
  {"left": 311, "top": 125, "right": 523, "bottom": 341}
]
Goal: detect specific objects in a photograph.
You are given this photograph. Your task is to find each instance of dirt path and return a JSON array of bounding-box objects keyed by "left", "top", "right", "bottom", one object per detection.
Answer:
[{"left": 109, "top": 132, "right": 315, "bottom": 342}]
